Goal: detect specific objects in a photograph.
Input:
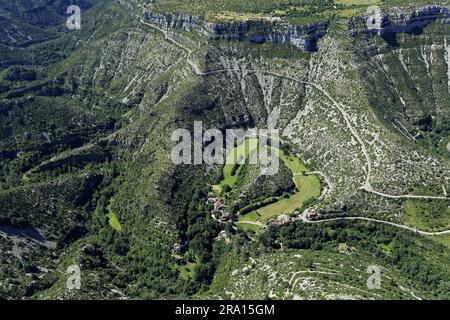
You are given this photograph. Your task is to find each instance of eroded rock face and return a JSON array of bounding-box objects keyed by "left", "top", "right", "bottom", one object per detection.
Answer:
[
  {"left": 144, "top": 11, "right": 328, "bottom": 52},
  {"left": 386, "top": 6, "right": 450, "bottom": 34},
  {"left": 144, "top": 5, "right": 449, "bottom": 51},
  {"left": 144, "top": 12, "right": 202, "bottom": 32},
  {"left": 350, "top": 5, "right": 450, "bottom": 37}
]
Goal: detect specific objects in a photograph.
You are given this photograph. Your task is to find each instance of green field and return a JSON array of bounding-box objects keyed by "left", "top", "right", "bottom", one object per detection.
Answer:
[
  {"left": 217, "top": 138, "right": 259, "bottom": 189},
  {"left": 218, "top": 140, "right": 307, "bottom": 190},
  {"left": 280, "top": 152, "right": 309, "bottom": 189},
  {"left": 235, "top": 221, "right": 262, "bottom": 234},
  {"left": 251, "top": 175, "right": 320, "bottom": 221},
  {"left": 107, "top": 212, "right": 123, "bottom": 232},
  {"left": 279, "top": 151, "right": 308, "bottom": 176},
  {"left": 105, "top": 198, "right": 123, "bottom": 232},
  {"left": 213, "top": 139, "right": 320, "bottom": 226},
  {"left": 238, "top": 147, "right": 321, "bottom": 225},
  {"left": 239, "top": 210, "right": 262, "bottom": 223}
]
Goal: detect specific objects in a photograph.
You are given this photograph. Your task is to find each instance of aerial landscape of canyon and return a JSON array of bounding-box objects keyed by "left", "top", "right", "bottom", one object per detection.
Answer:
[{"left": 0, "top": 0, "right": 449, "bottom": 304}]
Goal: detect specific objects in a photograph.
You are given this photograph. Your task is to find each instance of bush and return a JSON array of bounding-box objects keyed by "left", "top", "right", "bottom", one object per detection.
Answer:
[
  {"left": 222, "top": 184, "right": 232, "bottom": 193},
  {"left": 4, "top": 66, "right": 37, "bottom": 82},
  {"left": 230, "top": 163, "right": 240, "bottom": 176}
]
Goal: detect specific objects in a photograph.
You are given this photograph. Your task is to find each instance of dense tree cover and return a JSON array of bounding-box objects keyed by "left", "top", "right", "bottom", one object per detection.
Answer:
[
  {"left": 3, "top": 66, "right": 37, "bottom": 82},
  {"left": 170, "top": 165, "right": 223, "bottom": 286}
]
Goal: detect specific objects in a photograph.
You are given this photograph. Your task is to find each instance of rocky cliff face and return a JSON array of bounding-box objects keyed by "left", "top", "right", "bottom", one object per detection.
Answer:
[
  {"left": 145, "top": 5, "right": 449, "bottom": 52},
  {"left": 144, "top": 12, "right": 202, "bottom": 32},
  {"left": 350, "top": 5, "right": 450, "bottom": 38},
  {"left": 144, "top": 11, "right": 328, "bottom": 52}
]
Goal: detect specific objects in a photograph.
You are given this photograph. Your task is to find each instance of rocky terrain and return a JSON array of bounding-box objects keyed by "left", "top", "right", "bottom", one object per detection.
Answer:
[{"left": 0, "top": 0, "right": 448, "bottom": 300}]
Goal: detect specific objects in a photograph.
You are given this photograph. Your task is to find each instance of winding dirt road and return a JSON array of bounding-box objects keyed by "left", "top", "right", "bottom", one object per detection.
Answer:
[{"left": 139, "top": 18, "right": 449, "bottom": 204}]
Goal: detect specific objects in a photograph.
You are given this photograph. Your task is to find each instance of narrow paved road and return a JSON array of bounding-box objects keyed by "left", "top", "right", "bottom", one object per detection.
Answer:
[
  {"left": 304, "top": 216, "right": 450, "bottom": 236},
  {"left": 360, "top": 185, "right": 449, "bottom": 200},
  {"left": 237, "top": 221, "right": 265, "bottom": 228}
]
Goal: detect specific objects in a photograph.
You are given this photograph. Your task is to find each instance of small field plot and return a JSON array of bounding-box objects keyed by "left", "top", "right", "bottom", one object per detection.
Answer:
[
  {"left": 107, "top": 199, "right": 123, "bottom": 232},
  {"left": 219, "top": 138, "right": 259, "bottom": 188},
  {"left": 253, "top": 175, "right": 320, "bottom": 221},
  {"left": 108, "top": 212, "right": 123, "bottom": 232},
  {"left": 237, "top": 146, "right": 321, "bottom": 226}
]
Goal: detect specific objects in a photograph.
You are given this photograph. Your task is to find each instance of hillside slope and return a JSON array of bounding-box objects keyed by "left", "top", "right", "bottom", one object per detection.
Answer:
[{"left": 0, "top": 0, "right": 448, "bottom": 300}]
